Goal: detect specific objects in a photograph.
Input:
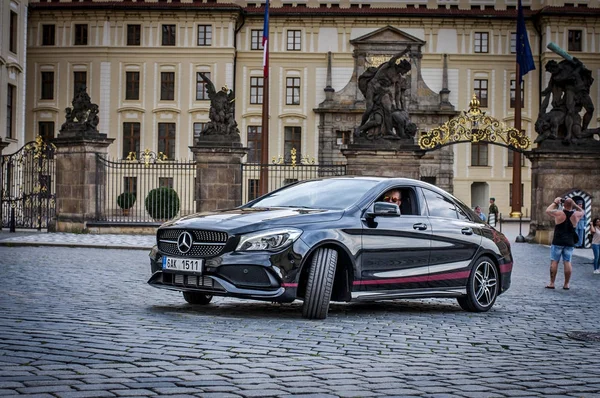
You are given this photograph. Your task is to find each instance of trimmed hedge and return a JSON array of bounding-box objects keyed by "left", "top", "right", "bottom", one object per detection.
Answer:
[
  {"left": 116, "top": 192, "right": 136, "bottom": 210},
  {"left": 145, "top": 187, "right": 180, "bottom": 220}
]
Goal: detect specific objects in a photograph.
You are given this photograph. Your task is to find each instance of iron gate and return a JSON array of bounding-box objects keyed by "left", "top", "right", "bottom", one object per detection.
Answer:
[{"left": 0, "top": 137, "right": 56, "bottom": 230}]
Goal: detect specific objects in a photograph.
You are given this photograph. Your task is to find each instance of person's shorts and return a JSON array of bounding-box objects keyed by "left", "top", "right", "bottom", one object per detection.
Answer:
[{"left": 550, "top": 245, "right": 574, "bottom": 262}]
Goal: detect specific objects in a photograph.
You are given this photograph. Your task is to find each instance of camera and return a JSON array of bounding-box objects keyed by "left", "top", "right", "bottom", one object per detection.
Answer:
[{"left": 560, "top": 198, "right": 565, "bottom": 204}]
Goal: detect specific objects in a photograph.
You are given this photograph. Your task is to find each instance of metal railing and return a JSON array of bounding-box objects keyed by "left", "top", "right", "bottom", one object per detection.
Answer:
[{"left": 96, "top": 151, "right": 195, "bottom": 223}]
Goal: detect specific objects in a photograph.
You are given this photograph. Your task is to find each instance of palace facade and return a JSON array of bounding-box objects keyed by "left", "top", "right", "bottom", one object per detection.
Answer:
[{"left": 14, "top": 0, "right": 600, "bottom": 217}]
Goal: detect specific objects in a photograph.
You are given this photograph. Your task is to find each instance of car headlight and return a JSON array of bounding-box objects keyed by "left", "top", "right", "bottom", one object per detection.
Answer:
[{"left": 236, "top": 228, "right": 302, "bottom": 252}]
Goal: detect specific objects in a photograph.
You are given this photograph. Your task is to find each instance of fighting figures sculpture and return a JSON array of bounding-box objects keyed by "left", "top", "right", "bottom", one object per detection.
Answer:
[
  {"left": 196, "top": 72, "right": 240, "bottom": 143},
  {"left": 59, "top": 86, "right": 101, "bottom": 137},
  {"left": 535, "top": 42, "right": 597, "bottom": 145},
  {"left": 355, "top": 47, "right": 417, "bottom": 141}
]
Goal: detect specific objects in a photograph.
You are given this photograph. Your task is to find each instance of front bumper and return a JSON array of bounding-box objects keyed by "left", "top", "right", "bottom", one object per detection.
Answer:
[{"left": 147, "top": 241, "right": 308, "bottom": 303}]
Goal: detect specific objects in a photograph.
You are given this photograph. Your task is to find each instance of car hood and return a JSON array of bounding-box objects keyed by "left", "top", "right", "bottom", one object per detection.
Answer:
[{"left": 161, "top": 207, "right": 344, "bottom": 234}]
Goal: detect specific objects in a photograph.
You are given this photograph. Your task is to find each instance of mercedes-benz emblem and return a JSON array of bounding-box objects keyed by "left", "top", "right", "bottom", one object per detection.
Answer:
[{"left": 177, "top": 232, "right": 193, "bottom": 254}]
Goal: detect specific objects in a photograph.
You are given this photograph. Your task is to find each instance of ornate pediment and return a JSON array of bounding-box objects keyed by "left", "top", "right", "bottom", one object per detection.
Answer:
[{"left": 350, "top": 26, "right": 426, "bottom": 49}]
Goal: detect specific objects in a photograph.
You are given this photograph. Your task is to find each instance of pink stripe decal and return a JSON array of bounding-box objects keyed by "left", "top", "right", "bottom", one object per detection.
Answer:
[
  {"left": 281, "top": 283, "right": 298, "bottom": 288},
  {"left": 499, "top": 262, "right": 513, "bottom": 273},
  {"left": 354, "top": 270, "right": 470, "bottom": 286},
  {"left": 428, "top": 270, "right": 470, "bottom": 281}
]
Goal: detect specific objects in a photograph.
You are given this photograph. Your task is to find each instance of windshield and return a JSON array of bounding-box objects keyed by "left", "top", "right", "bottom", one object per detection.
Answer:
[{"left": 247, "top": 179, "right": 380, "bottom": 210}]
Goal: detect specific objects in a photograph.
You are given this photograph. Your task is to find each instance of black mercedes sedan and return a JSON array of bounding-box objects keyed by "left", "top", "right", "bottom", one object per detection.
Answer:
[{"left": 148, "top": 177, "right": 513, "bottom": 319}]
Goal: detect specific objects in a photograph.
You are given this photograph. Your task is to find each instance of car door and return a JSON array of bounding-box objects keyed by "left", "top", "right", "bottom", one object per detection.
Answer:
[
  {"left": 421, "top": 187, "right": 483, "bottom": 289},
  {"left": 358, "top": 187, "right": 432, "bottom": 292}
]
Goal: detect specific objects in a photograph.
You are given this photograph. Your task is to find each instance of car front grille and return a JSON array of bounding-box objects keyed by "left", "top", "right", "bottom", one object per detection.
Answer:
[
  {"left": 160, "top": 273, "right": 226, "bottom": 292},
  {"left": 158, "top": 229, "right": 229, "bottom": 258}
]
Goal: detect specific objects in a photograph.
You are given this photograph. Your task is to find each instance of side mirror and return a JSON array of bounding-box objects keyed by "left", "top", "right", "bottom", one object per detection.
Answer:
[{"left": 365, "top": 202, "right": 401, "bottom": 218}]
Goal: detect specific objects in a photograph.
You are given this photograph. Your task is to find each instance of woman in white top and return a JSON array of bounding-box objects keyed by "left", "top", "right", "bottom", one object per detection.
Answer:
[{"left": 590, "top": 217, "right": 600, "bottom": 274}]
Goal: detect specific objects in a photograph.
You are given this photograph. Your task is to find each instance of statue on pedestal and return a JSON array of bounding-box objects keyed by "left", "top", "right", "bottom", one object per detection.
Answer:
[
  {"left": 196, "top": 73, "right": 240, "bottom": 144},
  {"left": 58, "top": 86, "right": 104, "bottom": 138},
  {"left": 535, "top": 43, "right": 597, "bottom": 145},
  {"left": 355, "top": 47, "right": 416, "bottom": 141}
]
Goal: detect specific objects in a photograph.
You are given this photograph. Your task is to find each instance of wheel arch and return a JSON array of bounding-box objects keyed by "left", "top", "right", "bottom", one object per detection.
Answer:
[{"left": 297, "top": 241, "right": 355, "bottom": 302}]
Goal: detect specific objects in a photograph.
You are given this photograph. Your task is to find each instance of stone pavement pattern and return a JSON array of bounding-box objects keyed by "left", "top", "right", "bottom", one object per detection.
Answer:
[{"left": 1, "top": 238, "right": 599, "bottom": 397}]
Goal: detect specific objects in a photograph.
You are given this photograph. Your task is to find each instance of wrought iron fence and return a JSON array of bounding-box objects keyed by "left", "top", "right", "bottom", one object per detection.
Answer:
[
  {"left": 0, "top": 137, "right": 56, "bottom": 230},
  {"left": 240, "top": 161, "right": 347, "bottom": 204},
  {"left": 96, "top": 150, "right": 196, "bottom": 223}
]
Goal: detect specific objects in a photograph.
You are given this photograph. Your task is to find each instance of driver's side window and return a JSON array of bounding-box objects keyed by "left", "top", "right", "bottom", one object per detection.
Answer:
[{"left": 378, "top": 187, "right": 417, "bottom": 215}]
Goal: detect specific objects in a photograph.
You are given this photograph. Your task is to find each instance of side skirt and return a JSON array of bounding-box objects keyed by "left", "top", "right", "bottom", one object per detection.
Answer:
[{"left": 351, "top": 287, "right": 466, "bottom": 301}]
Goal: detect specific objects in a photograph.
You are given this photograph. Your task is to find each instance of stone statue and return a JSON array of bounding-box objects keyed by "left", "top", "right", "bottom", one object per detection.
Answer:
[
  {"left": 356, "top": 47, "right": 412, "bottom": 140},
  {"left": 196, "top": 72, "right": 240, "bottom": 142},
  {"left": 59, "top": 86, "right": 102, "bottom": 138},
  {"left": 535, "top": 43, "right": 597, "bottom": 145}
]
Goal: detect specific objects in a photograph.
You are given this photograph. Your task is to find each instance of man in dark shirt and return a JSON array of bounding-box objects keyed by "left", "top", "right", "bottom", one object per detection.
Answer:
[{"left": 545, "top": 197, "right": 584, "bottom": 289}]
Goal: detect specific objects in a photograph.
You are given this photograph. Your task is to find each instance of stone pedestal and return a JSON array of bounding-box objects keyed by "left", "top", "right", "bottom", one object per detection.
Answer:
[
  {"left": 191, "top": 142, "right": 248, "bottom": 212},
  {"left": 53, "top": 137, "right": 114, "bottom": 233},
  {"left": 526, "top": 142, "right": 600, "bottom": 245}
]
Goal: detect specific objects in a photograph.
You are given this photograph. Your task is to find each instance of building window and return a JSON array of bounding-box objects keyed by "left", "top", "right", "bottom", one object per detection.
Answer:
[
  {"left": 250, "top": 77, "right": 264, "bottom": 104},
  {"left": 197, "top": 25, "right": 212, "bottom": 46},
  {"left": 474, "top": 32, "right": 489, "bottom": 53},
  {"left": 196, "top": 72, "right": 211, "bottom": 100},
  {"left": 42, "top": 24, "right": 56, "bottom": 46},
  {"left": 287, "top": 30, "right": 301, "bottom": 51},
  {"left": 568, "top": 30, "right": 582, "bottom": 52},
  {"left": 9, "top": 11, "right": 17, "bottom": 53},
  {"left": 509, "top": 183, "right": 524, "bottom": 207},
  {"left": 74, "top": 24, "right": 88, "bottom": 45},
  {"left": 251, "top": 29, "right": 264, "bottom": 50},
  {"left": 421, "top": 176, "right": 436, "bottom": 186},
  {"left": 193, "top": 122, "right": 207, "bottom": 138},
  {"left": 286, "top": 77, "right": 301, "bottom": 105},
  {"left": 41, "top": 71, "right": 54, "bottom": 100},
  {"left": 159, "top": 177, "right": 174, "bottom": 189},
  {"left": 158, "top": 123, "right": 176, "bottom": 159},
  {"left": 125, "top": 72, "right": 140, "bottom": 100},
  {"left": 124, "top": 176, "right": 137, "bottom": 195},
  {"left": 510, "top": 32, "right": 516, "bottom": 53},
  {"left": 507, "top": 148, "right": 526, "bottom": 167},
  {"left": 7, "top": 85, "right": 16, "bottom": 139},
  {"left": 127, "top": 24, "right": 141, "bottom": 46},
  {"left": 160, "top": 72, "right": 175, "bottom": 101},
  {"left": 247, "top": 126, "right": 262, "bottom": 163},
  {"left": 123, "top": 122, "right": 140, "bottom": 159},
  {"left": 471, "top": 142, "right": 488, "bottom": 166},
  {"left": 74, "top": 71, "right": 87, "bottom": 97},
  {"left": 162, "top": 24, "right": 176, "bottom": 46},
  {"left": 248, "top": 179, "right": 259, "bottom": 202},
  {"left": 39, "top": 122, "right": 55, "bottom": 142},
  {"left": 284, "top": 126, "right": 301, "bottom": 162},
  {"left": 336, "top": 131, "right": 350, "bottom": 146},
  {"left": 474, "top": 79, "right": 488, "bottom": 107},
  {"left": 510, "top": 80, "right": 524, "bottom": 108}
]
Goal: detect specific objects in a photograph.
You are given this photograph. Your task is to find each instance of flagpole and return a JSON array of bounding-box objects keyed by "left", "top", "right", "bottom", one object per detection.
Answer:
[
  {"left": 511, "top": 63, "right": 523, "bottom": 219},
  {"left": 259, "top": 0, "right": 270, "bottom": 196}
]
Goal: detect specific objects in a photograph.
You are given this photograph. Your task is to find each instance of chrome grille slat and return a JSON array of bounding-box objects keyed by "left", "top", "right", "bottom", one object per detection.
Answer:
[{"left": 157, "top": 229, "right": 229, "bottom": 258}]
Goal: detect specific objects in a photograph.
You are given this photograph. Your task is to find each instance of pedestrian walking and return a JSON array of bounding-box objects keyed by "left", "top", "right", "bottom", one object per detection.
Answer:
[
  {"left": 575, "top": 200, "right": 586, "bottom": 248},
  {"left": 590, "top": 217, "right": 600, "bottom": 274},
  {"left": 545, "top": 197, "right": 584, "bottom": 290}
]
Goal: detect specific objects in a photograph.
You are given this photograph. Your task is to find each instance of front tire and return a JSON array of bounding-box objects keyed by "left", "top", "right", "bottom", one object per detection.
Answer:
[
  {"left": 302, "top": 248, "right": 338, "bottom": 320},
  {"left": 183, "top": 292, "right": 213, "bottom": 305},
  {"left": 457, "top": 256, "right": 499, "bottom": 312}
]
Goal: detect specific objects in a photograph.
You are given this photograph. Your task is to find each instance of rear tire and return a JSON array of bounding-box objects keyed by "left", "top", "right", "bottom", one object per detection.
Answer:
[
  {"left": 302, "top": 248, "right": 338, "bottom": 320},
  {"left": 183, "top": 292, "right": 213, "bottom": 305},
  {"left": 457, "top": 256, "right": 498, "bottom": 312}
]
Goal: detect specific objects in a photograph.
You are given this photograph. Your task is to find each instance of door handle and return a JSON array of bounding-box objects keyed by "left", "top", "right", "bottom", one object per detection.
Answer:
[
  {"left": 461, "top": 227, "right": 473, "bottom": 235},
  {"left": 413, "top": 223, "right": 428, "bottom": 231}
]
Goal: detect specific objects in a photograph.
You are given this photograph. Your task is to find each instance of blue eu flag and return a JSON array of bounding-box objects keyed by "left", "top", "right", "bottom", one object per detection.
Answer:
[{"left": 517, "top": 0, "right": 535, "bottom": 82}]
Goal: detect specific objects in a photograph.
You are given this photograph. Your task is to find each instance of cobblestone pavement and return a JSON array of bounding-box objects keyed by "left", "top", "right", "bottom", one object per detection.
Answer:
[{"left": 1, "top": 239, "right": 599, "bottom": 397}]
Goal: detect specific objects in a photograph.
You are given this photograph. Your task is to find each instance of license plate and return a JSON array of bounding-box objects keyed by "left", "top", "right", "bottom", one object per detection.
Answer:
[{"left": 162, "top": 256, "right": 203, "bottom": 274}]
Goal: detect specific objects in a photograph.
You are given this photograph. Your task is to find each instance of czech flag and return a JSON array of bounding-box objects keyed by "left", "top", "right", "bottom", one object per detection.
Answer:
[
  {"left": 263, "top": 0, "right": 269, "bottom": 78},
  {"left": 516, "top": 0, "right": 535, "bottom": 82}
]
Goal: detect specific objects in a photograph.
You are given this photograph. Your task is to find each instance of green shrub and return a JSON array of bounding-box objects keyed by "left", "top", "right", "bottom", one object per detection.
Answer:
[
  {"left": 145, "top": 187, "right": 180, "bottom": 220},
  {"left": 116, "top": 192, "right": 136, "bottom": 210}
]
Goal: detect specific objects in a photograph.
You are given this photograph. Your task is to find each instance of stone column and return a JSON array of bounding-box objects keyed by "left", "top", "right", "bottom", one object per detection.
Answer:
[
  {"left": 52, "top": 137, "right": 114, "bottom": 233},
  {"left": 342, "top": 141, "right": 422, "bottom": 180},
  {"left": 526, "top": 144, "right": 600, "bottom": 245},
  {"left": 191, "top": 142, "right": 248, "bottom": 212}
]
